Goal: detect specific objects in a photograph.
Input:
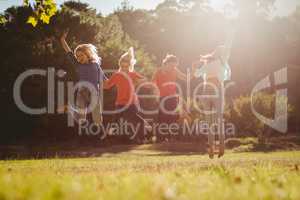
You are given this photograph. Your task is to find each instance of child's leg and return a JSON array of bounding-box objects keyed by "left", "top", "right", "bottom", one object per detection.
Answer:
[
  {"left": 125, "top": 105, "right": 146, "bottom": 142},
  {"left": 91, "top": 95, "right": 103, "bottom": 125},
  {"left": 76, "top": 88, "right": 89, "bottom": 123},
  {"left": 157, "top": 96, "right": 179, "bottom": 141},
  {"left": 165, "top": 96, "right": 179, "bottom": 124},
  {"left": 202, "top": 81, "right": 216, "bottom": 158},
  {"left": 114, "top": 105, "right": 145, "bottom": 143},
  {"left": 108, "top": 105, "right": 126, "bottom": 143}
]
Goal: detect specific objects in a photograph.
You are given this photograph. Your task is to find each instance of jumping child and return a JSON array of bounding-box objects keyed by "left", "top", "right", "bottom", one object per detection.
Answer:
[
  {"left": 60, "top": 30, "right": 106, "bottom": 125},
  {"left": 152, "top": 54, "right": 187, "bottom": 141},
  {"left": 193, "top": 44, "right": 232, "bottom": 158},
  {"left": 103, "top": 47, "right": 148, "bottom": 142}
]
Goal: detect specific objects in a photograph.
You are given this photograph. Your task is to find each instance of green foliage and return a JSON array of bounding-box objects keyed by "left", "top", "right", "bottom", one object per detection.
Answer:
[
  {"left": 0, "top": 1, "right": 155, "bottom": 141},
  {"left": 50, "top": 2, "right": 155, "bottom": 76},
  {"left": 229, "top": 94, "right": 265, "bottom": 136},
  {"left": 1, "top": 0, "right": 299, "bottom": 142},
  {"left": 185, "top": 91, "right": 295, "bottom": 140},
  {"left": 226, "top": 93, "right": 294, "bottom": 137},
  {"left": 0, "top": 0, "right": 155, "bottom": 81},
  {"left": 23, "top": 0, "right": 57, "bottom": 27},
  {"left": 0, "top": 15, "right": 7, "bottom": 24},
  {"left": 226, "top": 137, "right": 258, "bottom": 149}
]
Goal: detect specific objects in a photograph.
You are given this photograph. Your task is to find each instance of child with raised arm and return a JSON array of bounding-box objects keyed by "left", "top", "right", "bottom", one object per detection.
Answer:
[
  {"left": 103, "top": 47, "right": 148, "bottom": 142},
  {"left": 152, "top": 54, "right": 187, "bottom": 141},
  {"left": 60, "top": 30, "right": 106, "bottom": 125},
  {"left": 192, "top": 44, "right": 232, "bottom": 158}
]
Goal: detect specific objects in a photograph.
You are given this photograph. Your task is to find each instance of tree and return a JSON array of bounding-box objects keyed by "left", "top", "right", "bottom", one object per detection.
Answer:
[
  {"left": 23, "top": 0, "right": 57, "bottom": 27},
  {"left": 0, "top": 1, "right": 155, "bottom": 142},
  {"left": 0, "top": 0, "right": 58, "bottom": 26},
  {"left": 232, "top": 0, "right": 276, "bottom": 18}
]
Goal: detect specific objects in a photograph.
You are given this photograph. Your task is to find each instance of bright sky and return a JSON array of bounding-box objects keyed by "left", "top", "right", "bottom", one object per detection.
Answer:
[{"left": 0, "top": 0, "right": 299, "bottom": 16}]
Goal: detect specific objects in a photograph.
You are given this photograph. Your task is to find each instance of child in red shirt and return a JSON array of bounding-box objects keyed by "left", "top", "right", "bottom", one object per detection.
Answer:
[
  {"left": 152, "top": 54, "right": 186, "bottom": 141},
  {"left": 104, "top": 47, "right": 147, "bottom": 142}
]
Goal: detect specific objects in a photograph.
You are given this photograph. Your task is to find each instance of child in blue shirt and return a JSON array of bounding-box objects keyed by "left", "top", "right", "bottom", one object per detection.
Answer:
[{"left": 60, "top": 30, "right": 106, "bottom": 125}]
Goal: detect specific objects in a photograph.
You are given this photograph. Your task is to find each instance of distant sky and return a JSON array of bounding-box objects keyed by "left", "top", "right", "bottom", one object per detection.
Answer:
[{"left": 0, "top": 0, "right": 299, "bottom": 16}]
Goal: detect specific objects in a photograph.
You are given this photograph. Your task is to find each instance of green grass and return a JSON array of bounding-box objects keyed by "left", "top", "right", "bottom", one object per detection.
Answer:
[{"left": 0, "top": 151, "right": 300, "bottom": 200}]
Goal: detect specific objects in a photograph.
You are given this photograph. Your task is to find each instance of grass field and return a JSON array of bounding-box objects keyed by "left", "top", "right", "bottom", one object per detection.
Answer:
[{"left": 0, "top": 150, "right": 300, "bottom": 200}]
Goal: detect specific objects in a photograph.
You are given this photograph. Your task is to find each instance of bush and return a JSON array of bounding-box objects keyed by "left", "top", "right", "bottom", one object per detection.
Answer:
[
  {"left": 226, "top": 93, "right": 294, "bottom": 143},
  {"left": 226, "top": 137, "right": 258, "bottom": 149}
]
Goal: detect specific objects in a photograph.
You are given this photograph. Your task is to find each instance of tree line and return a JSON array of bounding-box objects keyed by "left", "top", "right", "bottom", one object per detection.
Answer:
[{"left": 0, "top": 0, "right": 299, "bottom": 144}]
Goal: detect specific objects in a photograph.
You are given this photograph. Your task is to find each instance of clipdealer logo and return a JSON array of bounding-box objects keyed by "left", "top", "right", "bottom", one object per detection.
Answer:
[{"left": 251, "top": 67, "right": 288, "bottom": 133}]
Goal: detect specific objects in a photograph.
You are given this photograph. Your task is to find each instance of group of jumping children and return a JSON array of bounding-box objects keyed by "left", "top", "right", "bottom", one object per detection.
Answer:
[{"left": 60, "top": 30, "right": 216, "bottom": 142}]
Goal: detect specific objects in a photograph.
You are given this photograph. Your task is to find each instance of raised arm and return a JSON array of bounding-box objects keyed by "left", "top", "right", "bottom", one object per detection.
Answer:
[
  {"left": 200, "top": 51, "right": 216, "bottom": 62},
  {"left": 191, "top": 60, "right": 203, "bottom": 78},
  {"left": 59, "top": 29, "right": 79, "bottom": 67},
  {"left": 60, "top": 29, "right": 72, "bottom": 53},
  {"left": 175, "top": 67, "right": 187, "bottom": 81}
]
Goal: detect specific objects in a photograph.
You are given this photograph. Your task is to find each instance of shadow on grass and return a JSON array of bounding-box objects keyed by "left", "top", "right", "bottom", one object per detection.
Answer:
[
  {"left": 3, "top": 136, "right": 298, "bottom": 160},
  {"left": 227, "top": 135, "right": 300, "bottom": 153},
  {"left": 0, "top": 140, "right": 208, "bottom": 160}
]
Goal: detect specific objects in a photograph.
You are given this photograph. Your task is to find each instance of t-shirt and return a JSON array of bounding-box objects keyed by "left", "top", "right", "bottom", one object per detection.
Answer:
[
  {"left": 194, "top": 46, "right": 231, "bottom": 82},
  {"left": 153, "top": 67, "right": 178, "bottom": 97},
  {"left": 66, "top": 52, "right": 107, "bottom": 89},
  {"left": 105, "top": 71, "right": 143, "bottom": 106}
]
